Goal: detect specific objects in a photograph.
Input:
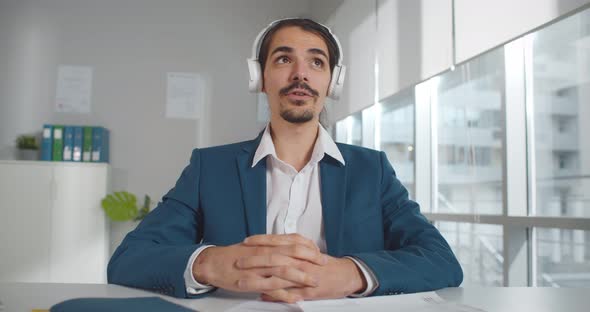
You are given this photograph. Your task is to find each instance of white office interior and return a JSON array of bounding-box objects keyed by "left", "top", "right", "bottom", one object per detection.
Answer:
[{"left": 1, "top": 0, "right": 589, "bottom": 291}]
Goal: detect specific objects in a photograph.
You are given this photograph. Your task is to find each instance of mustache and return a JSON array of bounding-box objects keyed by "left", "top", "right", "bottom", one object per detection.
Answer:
[{"left": 279, "top": 82, "right": 319, "bottom": 97}]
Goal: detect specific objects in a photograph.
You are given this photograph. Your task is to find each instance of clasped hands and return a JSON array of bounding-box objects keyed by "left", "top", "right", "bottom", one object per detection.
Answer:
[{"left": 192, "top": 234, "right": 366, "bottom": 303}]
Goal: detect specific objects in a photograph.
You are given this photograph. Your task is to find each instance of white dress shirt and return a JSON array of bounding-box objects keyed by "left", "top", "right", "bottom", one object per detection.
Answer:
[{"left": 184, "top": 124, "right": 378, "bottom": 296}]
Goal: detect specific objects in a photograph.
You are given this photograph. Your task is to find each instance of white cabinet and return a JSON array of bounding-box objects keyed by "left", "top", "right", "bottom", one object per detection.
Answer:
[{"left": 0, "top": 161, "right": 110, "bottom": 283}]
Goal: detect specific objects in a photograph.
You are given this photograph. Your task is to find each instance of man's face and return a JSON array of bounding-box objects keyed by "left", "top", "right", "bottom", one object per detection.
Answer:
[{"left": 262, "top": 26, "right": 331, "bottom": 125}]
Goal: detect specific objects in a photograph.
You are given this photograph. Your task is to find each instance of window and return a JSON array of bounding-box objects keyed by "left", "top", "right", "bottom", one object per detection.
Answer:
[
  {"left": 434, "top": 48, "right": 505, "bottom": 215},
  {"left": 332, "top": 4, "right": 590, "bottom": 288},
  {"left": 438, "top": 222, "right": 503, "bottom": 286},
  {"left": 536, "top": 228, "right": 590, "bottom": 287},
  {"left": 333, "top": 112, "right": 362, "bottom": 146},
  {"left": 529, "top": 8, "right": 590, "bottom": 219},
  {"left": 379, "top": 88, "right": 416, "bottom": 197}
]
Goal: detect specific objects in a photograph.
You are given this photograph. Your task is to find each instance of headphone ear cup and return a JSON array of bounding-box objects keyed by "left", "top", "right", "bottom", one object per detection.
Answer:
[
  {"left": 247, "top": 58, "right": 262, "bottom": 92},
  {"left": 328, "top": 65, "right": 346, "bottom": 100}
]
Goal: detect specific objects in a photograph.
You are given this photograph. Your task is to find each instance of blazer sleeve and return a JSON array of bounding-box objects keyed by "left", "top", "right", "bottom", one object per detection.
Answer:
[
  {"left": 107, "top": 149, "right": 211, "bottom": 298},
  {"left": 350, "top": 151, "right": 463, "bottom": 296}
]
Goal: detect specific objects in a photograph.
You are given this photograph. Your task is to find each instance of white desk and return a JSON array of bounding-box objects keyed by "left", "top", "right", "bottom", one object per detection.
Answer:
[{"left": 1, "top": 282, "right": 589, "bottom": 312}]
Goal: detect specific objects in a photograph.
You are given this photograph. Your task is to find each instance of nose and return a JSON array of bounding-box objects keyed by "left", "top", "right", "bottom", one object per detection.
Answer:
[{"left": 289, "top": 60, "right": 309, "bottom": 82}]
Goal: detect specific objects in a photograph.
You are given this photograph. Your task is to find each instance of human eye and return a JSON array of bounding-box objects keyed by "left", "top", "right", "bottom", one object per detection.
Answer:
[
  {"left": 311, "top": 58, "right": 325, "bottom": 68},
  {"left": 275, "top": 55, "right": 290, "bottom": 64}
]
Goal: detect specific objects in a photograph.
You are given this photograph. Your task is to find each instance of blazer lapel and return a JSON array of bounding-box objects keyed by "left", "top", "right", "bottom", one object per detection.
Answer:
[
  {"left": 236, "top": 134, "right": 267, "bottom": 236},
  {"left": 319, "top": 156, "right": 347, "bottom": 256}
]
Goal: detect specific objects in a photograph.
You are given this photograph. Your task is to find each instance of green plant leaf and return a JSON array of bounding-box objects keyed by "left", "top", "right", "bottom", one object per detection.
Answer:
[
  {"left": 101, "top": 191, "right": 138, "bottom": 221},
  {"left": 16, "top": 135, "right": 39, "bottom": 150}
]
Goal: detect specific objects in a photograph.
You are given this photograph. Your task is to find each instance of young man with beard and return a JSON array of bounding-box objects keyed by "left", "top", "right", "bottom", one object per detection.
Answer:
[{"left": 108, "top": 18, "right": 463, "bottom": 303}]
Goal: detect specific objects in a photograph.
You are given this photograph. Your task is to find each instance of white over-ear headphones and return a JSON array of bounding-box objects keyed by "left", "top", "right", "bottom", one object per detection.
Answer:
[{"left": 247, "top": 18, "right": 346, "bottom": 100}]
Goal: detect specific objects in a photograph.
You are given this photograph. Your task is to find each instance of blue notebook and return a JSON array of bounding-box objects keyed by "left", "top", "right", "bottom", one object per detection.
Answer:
[
  {"left": 50, "top": 297, "right": 196, "bottom": 312},
  {"left": 41, "top": 124, "right": 53, "bottom": 161},
  {"left": 62, "top": 126, "right": 74, "bottom": 161},
  {"left": 72, "top": 126, "right": 83, "bottom": 162},
  {"left": 91, "top": 127, "right": 109, "bottom": 163}
]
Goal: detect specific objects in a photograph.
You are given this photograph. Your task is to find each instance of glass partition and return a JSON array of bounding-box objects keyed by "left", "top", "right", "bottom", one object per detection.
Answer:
[
  {"left": 379, "top": 88, "right": 415, "bottom": 197},
  {"left": 536, "top": 227, "right": 590, "bottom": 286},
  {"left": 529, "top": 8, "right": 590, "bottom": 218},
  {"left": 331, "top": 4, "right": 590, "bottom": 288},
  {"left": 334, "top": 112, "right": 363, "bottom": 146},
  {"left": 435, "top": 48, "right": 505, "bottom": 215},
  {"left": 438, "top": 221, "right": 504, "bottom": 286},
  {"left": 350, "top": 112, "right": 362, "bottom": 146}
]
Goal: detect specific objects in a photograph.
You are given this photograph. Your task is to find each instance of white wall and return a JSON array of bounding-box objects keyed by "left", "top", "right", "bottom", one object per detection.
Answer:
[
  {"left": 455, "top": 0, "right": 590, "bottom": 63},
  {"left": 0, "top": 0, "right": 310, "bottom": 201},
  {"left": 377, "top": 0, "right": 452, "bottom": 100},
  {"left": 319, "top": 1, "right": 377, "bottom": 122}
]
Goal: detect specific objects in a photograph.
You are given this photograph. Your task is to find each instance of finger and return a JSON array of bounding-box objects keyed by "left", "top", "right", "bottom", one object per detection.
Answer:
[
  {"left": 260, "top": 266, "right": 318, "bottom": 287},
  {"left": 269, "top": 288, "right": 312, "bottom": 301},
  {"left": 261, "top": 289, "right": 303, "bottom": 304},
  {"left": 236, "top": 254, "right": 298, "bottom": 269},
  {"left": 247, "top": 245, "right": 326, "bottom": 266},
  {"left": 274, "top": 244, "right": 328, "bottom": 266},
  {"left": 236, "top": 275, "right": 298, "bottom": 292},
  {"left": 244, "top": 234, "right": 320, "bottom": 251},
  {"left": 260, "top": 293, "right": 281, "bottom": 302}
]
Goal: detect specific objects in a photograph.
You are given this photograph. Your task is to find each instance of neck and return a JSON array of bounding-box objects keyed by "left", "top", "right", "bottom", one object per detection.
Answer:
[{"left": 269, "top": 118, "right": 320, "bottom": 172}]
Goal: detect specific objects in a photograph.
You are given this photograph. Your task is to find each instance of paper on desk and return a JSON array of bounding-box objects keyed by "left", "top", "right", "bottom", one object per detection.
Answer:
[
  {"left": 224, "top": 300, "right": 302, "bottom": 312},
  {"left": 297, "top": 292, "right": 486, "bottom": 312}
]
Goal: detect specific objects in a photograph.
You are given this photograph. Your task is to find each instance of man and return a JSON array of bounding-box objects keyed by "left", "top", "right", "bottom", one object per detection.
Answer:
[{"left": 108, "top": 18, "right": 463, "bottom": 303}]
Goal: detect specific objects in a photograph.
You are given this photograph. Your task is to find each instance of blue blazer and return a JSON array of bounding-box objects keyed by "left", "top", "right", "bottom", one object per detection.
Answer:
[{"left": 108, "top": 134, "right": 463, "bottom": 298}]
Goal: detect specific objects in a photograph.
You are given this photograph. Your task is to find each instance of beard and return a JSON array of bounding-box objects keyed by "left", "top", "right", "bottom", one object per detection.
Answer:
[
  {"left": 280, "top": 106, "right": 315, "bottom": 123},
  {"left": 278, "top": 82, "right": 320, "bottom": 124}
]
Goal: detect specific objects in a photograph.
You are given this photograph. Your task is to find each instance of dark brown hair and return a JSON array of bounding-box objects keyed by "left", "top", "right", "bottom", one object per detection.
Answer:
[{"left": 258, "top": 18, "right": 339, "bottom": 75}]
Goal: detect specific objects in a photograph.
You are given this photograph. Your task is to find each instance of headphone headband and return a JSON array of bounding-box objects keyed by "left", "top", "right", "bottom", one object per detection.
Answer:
[{"left": 250, "top": 18, "right": 344, "bottom": 67}]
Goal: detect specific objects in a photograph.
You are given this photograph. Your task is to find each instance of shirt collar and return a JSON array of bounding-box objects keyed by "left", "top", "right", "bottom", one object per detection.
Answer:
[{"left": 252, "top": 123, "right": 345, "bottom": 168}]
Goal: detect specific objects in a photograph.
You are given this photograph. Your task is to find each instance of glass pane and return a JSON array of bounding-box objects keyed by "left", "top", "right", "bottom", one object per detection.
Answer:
[
  {"left": 334, "top": 119, "right": 347, "bottom": 143},
  {"left": 333, "top": 113, "right": 362, "bottom": 146},
  {"left": 435, "top": 48, "right": 505, "bottom": 214},
  {"left": 438, "top": 221, "right": 504, "bottom": 286},
  {"left": 380, "top": 88, "right": 415, "bottom": 198},
  {"left": 536, "top": 228, "right": 590, "bottom": 287},
  {"left": 351, "top": 112, "right": 362, "bottom": 146},
  {"left": 530, "top": 8, "right": 590, "bottom": 218}
]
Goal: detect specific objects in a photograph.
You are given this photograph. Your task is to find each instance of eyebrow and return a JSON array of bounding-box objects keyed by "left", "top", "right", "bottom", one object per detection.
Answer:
[
  {"left": 270, "top": 46, "right": 293, "bottom": 56},
  {"left": 270, "top": 46, "right": 329, "bottom": 60},
  {"left": 308, "top": 48, "right": 328, "bottom": 60}
]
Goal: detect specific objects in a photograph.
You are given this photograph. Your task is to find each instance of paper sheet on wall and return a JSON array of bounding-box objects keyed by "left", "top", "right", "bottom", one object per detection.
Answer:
[
  {"left": 55, "top": 65, "right": 93, "bottom": 113},
  {"left": 166, "top": 72, "right": 203, "bottom": 119}
]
